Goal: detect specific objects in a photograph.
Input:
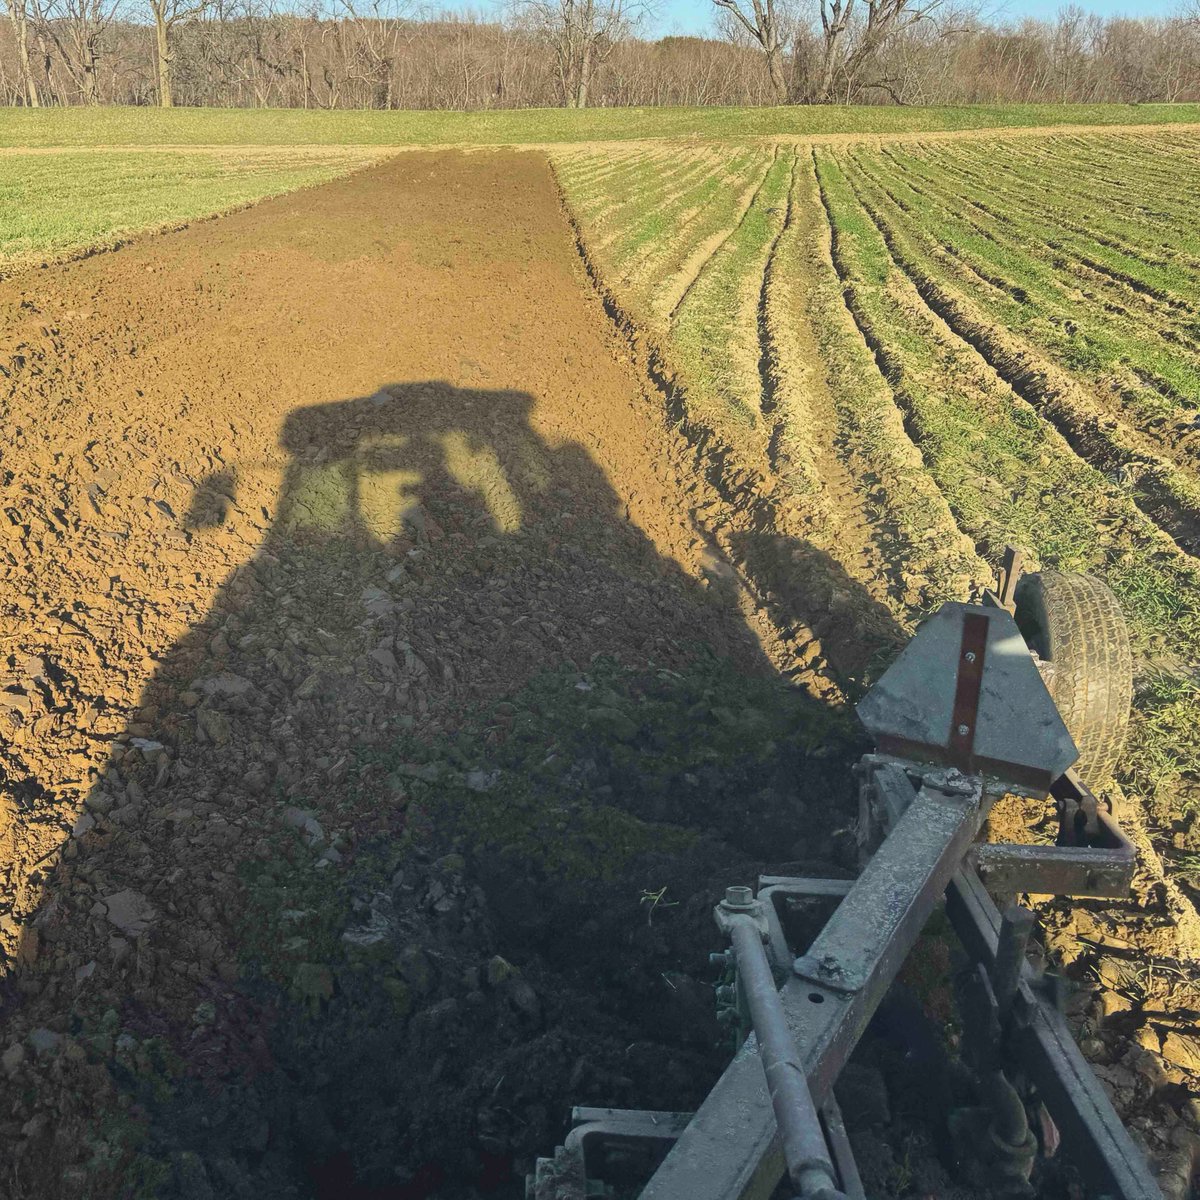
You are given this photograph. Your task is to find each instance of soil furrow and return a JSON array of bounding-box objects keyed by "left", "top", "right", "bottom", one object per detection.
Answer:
[
  {"left": 801, "top": 150, "right": 985, "bottom": 614},
  {"left": 616, "top": 152, "right": 769, "bottom": 299},
  {"left": 842, "top": 156, "right": 1200, "bottom": 556},
  {"left": 549, "top": 154, "right": 850, "bottom": 693},
  {"left": 555, "top": 154, "right": 923, "bottom": 692},
  {"left": 850, "top": 149, "right": 1200, "bottom": 462},
  {"left": 918, "top": 148, "right": 1200, "bottom": 318},
  {"left": 757, "top": 152, "right": 804, "bottom": 472},
  {"left": 570, "top": 154, "right": 716, "bottom": 250},
  {"left": 663, "top": 146, "right": 779, "bottom": 325}
]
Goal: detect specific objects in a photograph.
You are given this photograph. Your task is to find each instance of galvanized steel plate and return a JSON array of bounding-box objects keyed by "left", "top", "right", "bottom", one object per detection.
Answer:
[{"left": 856, "top": 603, "right": 1077, "bottom": 794}]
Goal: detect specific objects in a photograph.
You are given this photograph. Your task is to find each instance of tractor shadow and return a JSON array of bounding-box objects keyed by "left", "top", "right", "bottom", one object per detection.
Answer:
[{"left": 4, "top": 381, "right": 896, "bottom": 1200}]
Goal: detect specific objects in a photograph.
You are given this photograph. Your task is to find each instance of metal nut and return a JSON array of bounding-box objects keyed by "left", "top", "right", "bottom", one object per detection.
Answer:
[{"left": 724, "top": 885, "right": 754, "bottom": 909}]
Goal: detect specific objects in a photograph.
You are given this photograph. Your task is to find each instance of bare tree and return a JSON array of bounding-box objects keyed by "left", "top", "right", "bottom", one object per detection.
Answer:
[
  {"left": 31, "top": 0, "right": 124, "bottom": 102},
  {"left": 2, "top": 1, "right": 1199, "bottom": 109},
  {"left": 711, "top": 0, "right": 788, "bottom": 102},
  {"left": 812, "top": 0, "right": 850, "bottom": 99},
  {"left": 4, "top": 0, "right": 41, "bottom": 103},
  {"left": 148, "top": 0, "right": 209, "bottom": 104},
  {"left": 334, "top": 0, "right": 407, "bottom": 107},
  {"left": 810, "top": 0, "right": 953, "bottom": 102},
  {"left": 516, "top": 0, "right": 648, "bottom": 107}
]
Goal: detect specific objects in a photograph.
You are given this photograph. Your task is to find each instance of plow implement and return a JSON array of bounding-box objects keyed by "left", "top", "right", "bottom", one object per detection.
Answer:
[{"left": 529, "top": 553, "right": 1162, "bottom": 1200}]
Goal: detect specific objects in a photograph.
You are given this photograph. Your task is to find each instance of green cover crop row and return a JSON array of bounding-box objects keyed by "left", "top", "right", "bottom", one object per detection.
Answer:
[{"left": 558, "top": 129, "right": 1200, "bottom": 881}]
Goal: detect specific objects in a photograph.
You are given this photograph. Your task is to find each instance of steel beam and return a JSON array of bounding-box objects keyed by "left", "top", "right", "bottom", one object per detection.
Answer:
[
  {"left": 946, "top": 868, "right": 1162, "bottom": 1200},
  {"left": 641, "top": 768, "right": 983, "bottom": 1200}
]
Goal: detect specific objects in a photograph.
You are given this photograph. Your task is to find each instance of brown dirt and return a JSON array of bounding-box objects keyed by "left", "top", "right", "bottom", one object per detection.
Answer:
[
  {"left": 0, "top": 149, "right": 761, "bottom": 916},
  {"left": 0, "top": 150, "right": 875, "bottom": 1196}
]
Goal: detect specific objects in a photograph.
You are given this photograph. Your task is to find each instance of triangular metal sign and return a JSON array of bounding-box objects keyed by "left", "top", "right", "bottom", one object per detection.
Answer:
[{"left": 857, "top": 603, "right": 1077, "bottom": 796}]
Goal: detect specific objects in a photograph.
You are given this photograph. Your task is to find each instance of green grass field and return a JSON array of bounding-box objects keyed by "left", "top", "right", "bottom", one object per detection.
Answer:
[
  {"left": 0, "top": 146, "right": 385, "bottom": 268},
  {"left": 2, "top": 101, "right": 1200, "bottom": 148}
]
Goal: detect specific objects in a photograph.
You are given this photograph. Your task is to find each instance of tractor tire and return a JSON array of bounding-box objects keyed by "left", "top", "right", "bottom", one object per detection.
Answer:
[{"left": 1013, "top": 570, "right": 1133, "bottom": 789}]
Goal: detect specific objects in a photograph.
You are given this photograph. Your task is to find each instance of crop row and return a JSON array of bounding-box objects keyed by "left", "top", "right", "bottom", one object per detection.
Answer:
[
  {"left": 556, "top": 133, "right": 1200, "bottom": 909},
  {"left": 555, "top": 143, "right": 984, "bottom": 688},
  {"left": 553, "top": 146, "right": 774, "bottom": 327},
  {"left": 817, "top": 141, "right": 1200, "bottom": 891},
  {"left": 851, "top": 140, "right": 1200, "bottom": 442},
  {"left": 837, "top": 145, "right": 1200, "bottom": 551}
]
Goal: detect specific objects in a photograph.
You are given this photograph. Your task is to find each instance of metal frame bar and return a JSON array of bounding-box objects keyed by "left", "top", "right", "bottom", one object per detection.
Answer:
[
  {"left": 641, "top": 766, "right": 986, "bottom": 1200},
  {"left": 946, "top": 870, "right": 1161, "bottom": 1200},
  {"left": 971, "top": 767, "right": 1136, "bottom": 898},
  {"left": 875, "top": 762, "right": 1163, "bottom": 1200},
  {"left": 637, "top": 758, "right": 1162, "bottom": 1200},
  {"left": 819, "top": 1096, "right": 865, "bottom": 1200}
]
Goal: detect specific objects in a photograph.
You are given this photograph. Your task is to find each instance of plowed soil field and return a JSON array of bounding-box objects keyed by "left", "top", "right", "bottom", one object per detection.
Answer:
[{"left": 0, "top": 151, "right": 875, "bottom": 1198}]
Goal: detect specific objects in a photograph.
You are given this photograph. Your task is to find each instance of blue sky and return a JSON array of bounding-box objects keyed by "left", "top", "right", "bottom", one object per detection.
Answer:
[{"left": 646, "top": 0, "right": 1183, "bottom": 41}]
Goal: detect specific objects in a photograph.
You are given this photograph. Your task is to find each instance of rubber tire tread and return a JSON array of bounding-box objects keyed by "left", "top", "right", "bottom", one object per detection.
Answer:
[{"left": 1013, "top": 571, "right": 1133, "bottom": 788}]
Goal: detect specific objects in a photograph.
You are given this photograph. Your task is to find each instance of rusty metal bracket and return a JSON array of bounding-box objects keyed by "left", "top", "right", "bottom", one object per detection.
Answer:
[
  {"left": 988, "top": 545, "right": 1027, "bottom": 614},
  {"left": 948, "top": 611, "right": 990, "bottom": 770}
]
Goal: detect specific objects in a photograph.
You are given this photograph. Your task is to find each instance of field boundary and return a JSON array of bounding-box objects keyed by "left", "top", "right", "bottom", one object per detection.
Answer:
[
  {"left": 0, "top": 151, "right": 390, "bottom": 281},
  {"left": 4, "top": 119, "right": 1200, "bottom": 154},
  {"left": 549, "top": 153, "right": 882, "bottom": 698},
  {"left": 6, "top": 99, "right": 1200, "bottom": 148}
]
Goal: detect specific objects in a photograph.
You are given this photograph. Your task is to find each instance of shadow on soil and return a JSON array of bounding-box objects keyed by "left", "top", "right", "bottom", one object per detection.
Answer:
[
  {"left": 3, "top": 383, "right": 959, "bottom": 1200},
  {"left": 726, "top": 529, "right": 906, "bottom": 688}
]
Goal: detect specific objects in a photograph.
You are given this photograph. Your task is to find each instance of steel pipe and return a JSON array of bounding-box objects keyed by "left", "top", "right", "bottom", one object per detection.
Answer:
[{"left": 728, "top": 916, "right": 847, "bottom": 1200}]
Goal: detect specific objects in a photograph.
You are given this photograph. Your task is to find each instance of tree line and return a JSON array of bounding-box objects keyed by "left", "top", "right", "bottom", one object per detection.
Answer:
[{"left": 3, "top": 0, "right": 1200, "bottom": 110}]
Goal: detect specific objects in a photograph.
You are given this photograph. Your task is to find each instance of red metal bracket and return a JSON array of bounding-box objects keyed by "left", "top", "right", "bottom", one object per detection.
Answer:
[{"left": 948, "top": 612, "right": 990, "bottom": 771}]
